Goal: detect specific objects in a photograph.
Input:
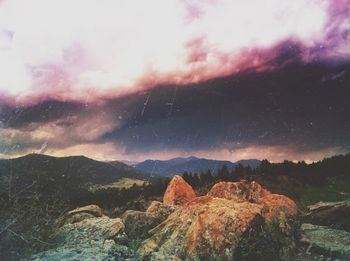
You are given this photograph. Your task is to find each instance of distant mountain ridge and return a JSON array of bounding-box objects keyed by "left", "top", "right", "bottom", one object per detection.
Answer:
[
  {"left": 0, "top": 154, "right": 147, "bottom": 196},
  {"left": 134, "top": 156, "right": 261, "bottom": 176}
]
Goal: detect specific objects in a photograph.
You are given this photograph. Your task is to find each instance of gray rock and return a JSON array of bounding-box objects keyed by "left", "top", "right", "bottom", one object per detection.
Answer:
[
  {"left": 27, "top": 240, "right": 135, "bottom": 261},
  {"left": 303, "top": 200, "right": 350, "bottom": 232},
  {"left": 300, "top": 223, "right": 350, "bottom": 258},
  {"left": 146, "top": 201, "right": 177, "bottom": 221},
  {"left": 67, "top": 204, "right": 103, "bottom": 217},
  {"left": 122, "top": 210, "right": 156, "bottom": 239},
  {"left": 28, "top": 217, "right": 137, "bottom": 261},
  {"left": 56, "top": 204, "right": 104, "bottom": 227},
  {"left": 60, "top": 212, "right": 96, "bottom": 225},
  {"left": 122, "top": 201, "right": 176, "bottom": 239}
]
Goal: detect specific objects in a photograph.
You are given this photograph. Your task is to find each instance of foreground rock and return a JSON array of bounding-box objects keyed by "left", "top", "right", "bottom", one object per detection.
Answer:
[
  {"left": 139, "top": 196, "right": 264, "bottom": 260},
  {"left": 163, "top": 175, "right": 196, "bottom": 205},
  {"left": 261, "top": 193, "right": 298, "bottom": 222},
  {"left": 56, "top": 204, "right": 104, "bottom": 227},
  {"left": 138, "top": 178, "right": 298, "bottom": 260},
  {"left": 122, "top": 201, "right": 177, "bottom": 239},
  {"left": 302, "top": 200, "right": 350, "bottom": 232},
  {"left": 208, "top": 180, "right": 298, "bottom": 222},
  {"left": 29, "top": 212, "right": 135, "bottom": 260},
  {"left": 29, "top": 178, "right": 299, "bottom": 261},
  {"left": 207, "top": 180, "right": 270, "bottom": 203},
  {"left": 299, "top": 223, "right": 350, "bottom": 258}
]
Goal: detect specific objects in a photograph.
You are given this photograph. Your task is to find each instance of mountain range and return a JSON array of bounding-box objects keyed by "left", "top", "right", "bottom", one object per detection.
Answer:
[
  {"left": 0, "top": 154, "right": 261, "bottom": 197},
  {"left": 133, "top": 156, "right": 261, "bottom": 176},
  {"left": 0, "top": 154, "right": 146, "bottom": 197}
]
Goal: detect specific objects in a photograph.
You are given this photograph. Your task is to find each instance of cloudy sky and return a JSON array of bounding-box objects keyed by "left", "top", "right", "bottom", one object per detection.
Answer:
[{"left": 0, "top": 0, "right": 349, "bottom": 162}]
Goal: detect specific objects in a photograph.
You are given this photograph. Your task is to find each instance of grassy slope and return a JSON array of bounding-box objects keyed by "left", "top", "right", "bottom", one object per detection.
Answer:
[{"left": 88, "top": 178, "right": 148, "bottom": 192}]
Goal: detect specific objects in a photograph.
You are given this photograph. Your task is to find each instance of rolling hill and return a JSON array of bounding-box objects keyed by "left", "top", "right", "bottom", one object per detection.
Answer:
[{"left": 0, "top": 153, "right": 147, "bottom": 198}]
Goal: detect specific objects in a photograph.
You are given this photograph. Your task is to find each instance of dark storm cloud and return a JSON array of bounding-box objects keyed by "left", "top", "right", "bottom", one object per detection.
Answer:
[
  {"left": 1, "top": 59, "right": 349, "bottom": 159},
  {"left": 0, "top": 99, "right": 84, "bottom": 129},
  {"left": 0, "top": 99, "right": 115, "bottom": 156},
  {"left": 103, "top": 62, "right": 350, "bottom": 154}
]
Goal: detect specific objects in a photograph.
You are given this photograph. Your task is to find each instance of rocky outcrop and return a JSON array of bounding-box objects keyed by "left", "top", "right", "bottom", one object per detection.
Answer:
[
  {"left": 57, "top": 204, "right": 104, "bottom": 226},
  {"left": 67, "top": 204, "right": 103, "bottom": 217},
  {"left": 122, "top": 210, "right": 156, "bottom": 239},
  {"left": 299, "top": 223, "right": 350, "bottom": 258},
  {"left": 138, "top": 196, "right": 264, "bottom": 260},
  {"left": 138, "top": 178, "right": 298, "bottom": 260},
  {"left": 208, "top": 180, "right": 298, "bottom": 222},
  {"left": 29, "top": 178, "right": 299, "bottom": 261},
  {"left": 122, "top": 201, "right": 176, "bottom": 239},
  {"left": 163, "top": 175, "right": 196, "bottom": 205},
  {"left": 302, "top": 200, "right": 350, "bottom": 232},
  {"left": 261, "top": 193, "right": 298, "bottom": 222},
  {"left": 29, "top": 216, "right": 135, "bottom": 261},
  {"left": 297, "top": 200, "right": 350, "bottom": 260},
  {"left": 207, "top": 180, "right": 270, "bottom": 203}
]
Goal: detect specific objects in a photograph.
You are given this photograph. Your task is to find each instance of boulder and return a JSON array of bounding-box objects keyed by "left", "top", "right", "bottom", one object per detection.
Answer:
[
  {"left": 138, "top": 196, "right": 265, "bottom": 260},
  {"left": 122, "top": 201, "right": 176, "bottom": 239},
  {"left": 138, "top": 180, "right": 298, "bottom": 260},
  {"left": 28, "top": 217, "right": 135, "bottom": 261},
  {"left": 299, "top": 223, "right": 350, "bottom": 258},
  {"left": 122, "top": 210, "right": 156, "bottom": 239},
  {"left": 302, "top": 200, "right": 350, "bottom": 232},
  {"left": 57, "top": 204, "right": 104, "bottom": 226},
  {"left": 208, "top": 180, "right": 298, "bottom": 222},
  {"left": 30, "top": 179, "right": 298, "bottom": 261},
  {"left": 54, "top": 216, "right": 125, "bottom": 242},
  {"left": 261, "top": 193, "right": 298, "bottom": 222},
  {"left": 207, "top": 180, "right": 270, "bottom": 203},
  {"left": 146, "top": 201, "right": 177, "bottom": 221},
  {"left": 67, "top": 204, "right": 103, "bottom": 217},
  {"left": 163, "top": 175, "right": 196, "bottom": 205}
]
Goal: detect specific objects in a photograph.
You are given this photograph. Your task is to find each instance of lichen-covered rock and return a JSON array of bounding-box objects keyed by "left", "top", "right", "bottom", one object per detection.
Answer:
[
  {"left": 163, "top": 175, "right": 196, "bottom": 205},
  {"left": 122, "top": 201, "right": 176, "bottom": 239},
  {"left": 302, "top": 200, "right": 350, "bottom": 232},
  {"left": 299, "top": 223, "right": 350, "bottom": 258},
  {"left": 138, "top": 196, "right": 264, "bottom": 260},
  {"left": 28, "top": 240, "right": 135, "bottom": 261},
  {"left": 30, "top": 180, "right": 298, "bottom": 261},
  {"left": 57, "top": 204, "right": 104, "bottom": 226},
  {"left": 67, "top": 204, "right": 103, "bottom": 217},
  {"left": 138, "top": 180, "right": 298, "bottom": 260},
  {"left": 207, "top": 180, "right": 270, "bottom": 203},
  {"left": 122, "top": 210, "right": 157, "bottom": 239},
  {"left": 54, "top": 217, "right": 125, "bottom": 244},
  {"left": 61, "top": 212, "right": 97, "bottom": 226},
  {"left": 207, "top": 180, "right": 298, "bottom": 222},
  {"left": 261, "top": 193, "right": 298, "bottom": 222},
  {"left": 146, "top": 201, "right": 177, "bottom": 220},
  {"left": 28, "top": 217, "right": 134, "bottom": 261}
]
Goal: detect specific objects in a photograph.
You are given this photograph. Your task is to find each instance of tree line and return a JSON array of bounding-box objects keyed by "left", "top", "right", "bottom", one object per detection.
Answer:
[{"left": 182, "top": 153, "right": 350, "bottom": 189}]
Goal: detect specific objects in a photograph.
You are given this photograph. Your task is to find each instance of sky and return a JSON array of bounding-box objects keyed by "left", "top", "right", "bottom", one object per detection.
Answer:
[{"left": 0, "top": 0, "right": 349, "bottom": 163}]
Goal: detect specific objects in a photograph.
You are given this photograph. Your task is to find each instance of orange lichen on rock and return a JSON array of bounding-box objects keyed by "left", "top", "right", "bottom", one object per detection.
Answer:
[
  {"left": 139, "top": 178, "right": 298, "bottom": 260},
  {"left": 139, "top": 196, "right": 263, "bottom": 260},
  {"left": 163, "top": 175, "right": 196, "bottom": 205},
  {"left": 207, "top": 180, "right": 297, "bottom": 222},
  {"left": 184, "top": 197, "right": 263, "bottom": 257},
  {"left": 207, "top": 180, "right": 270, "bottom": 203},
  {"left": 260, "top": 193, "right": 298, "bottom": 222}
]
